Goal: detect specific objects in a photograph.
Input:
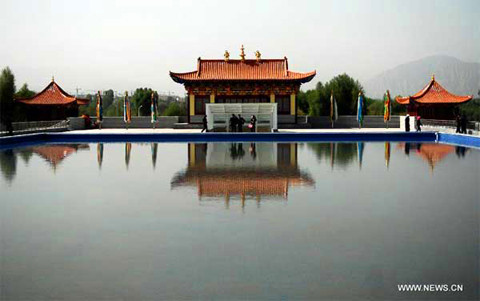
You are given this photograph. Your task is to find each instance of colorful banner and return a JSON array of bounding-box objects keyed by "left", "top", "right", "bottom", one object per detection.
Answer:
[
  {"left": 124, "top": 92, "right": 131, "bottom": 123},
  {"left": 384, "top": 90, "right": 391, "bottom": 122},
  {"left": 96, "top": 91, "right": 103, "bottom": 123},
  {"left": 357, "top": 92, "right": 364, "bottom": 127},
  {"left": 330, "top": 92, "right": 338, "bottom": 126}
]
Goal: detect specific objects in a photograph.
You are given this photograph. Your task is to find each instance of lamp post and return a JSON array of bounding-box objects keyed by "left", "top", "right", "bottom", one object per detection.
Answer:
[{"left": 137, "top": 105, "right": 143, "bottom": 116}]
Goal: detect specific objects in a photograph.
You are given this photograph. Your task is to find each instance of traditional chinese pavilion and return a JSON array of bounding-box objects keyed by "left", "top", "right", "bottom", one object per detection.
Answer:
[
  {"left": 170, "top": 46, "right": 316, "bottom": 124},
  {"left": 395, "top": 75, "right": 472, "bottom": 119},
  {"left": 16, "top": 78, "right": 90, "bottom": 121}
]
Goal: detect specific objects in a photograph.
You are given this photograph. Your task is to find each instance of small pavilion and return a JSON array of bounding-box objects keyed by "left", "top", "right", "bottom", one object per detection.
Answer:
[
  {"left": 170, "top": 46, "right": 316, "bottom": 124},
  {"left": 395, "top": 75, "right": 472, "bottom": 119},
  {"left": 16, "top": 78, "right": 90, "bottom": 121}
]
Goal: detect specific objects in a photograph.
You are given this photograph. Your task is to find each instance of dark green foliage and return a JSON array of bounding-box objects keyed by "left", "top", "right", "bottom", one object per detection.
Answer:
[
  {"left": 163, "top": 102, "right": 186, "bottom": 116},
  {"left": 299, "top": 73, "right": 364, "bottom": 116},
  {"left": 459, "top": 98, "right": 480, "bottom": 121},
  {"left": 15, "top": 83, "right": 35, "bottom": 99},
  {"left": 131, "top": 88, "right": 155, "bottom": 116},
  {"left": 105, "top": 100, "right": 119, "bottom": 117},
  {"left": 79, "top": 94, "right": 96, "bottom": 116},
  {"left": 298, "top": 88, "right": 322, "bottom": 116},
  {"left": 11, "top": 83, "right": 36, "bottom": 122},
  {"left": 296, "top": 90, "right": 310, "bottom": 115},
  {"left": 323, "top": 74, "right": 364, "bottom": 115},
  {"left": 367, "top": 97, "right": 406, "bottom": 115},
  {"left": 102, "top": 89, "right": 114, "bottom": 109},
  {"left": 0, "top": 67, "right": 16, "bottom": 134},
  {"left": 157, "top": 102, "right": 168, "bottom": 115}
]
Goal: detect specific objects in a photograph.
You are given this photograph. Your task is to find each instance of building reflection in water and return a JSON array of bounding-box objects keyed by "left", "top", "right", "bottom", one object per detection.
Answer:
[
  {"left": 171, "top": 143, "right": 314, "bottom": 207},
  {"left": 0, "top": 144, "right": 90, "bottom": 183},
  {"left": 32, "top": 144, "right": 90, "bottom": 171},
  {"left": 397, "top": 142, "right": 458, "bottom": 172}
]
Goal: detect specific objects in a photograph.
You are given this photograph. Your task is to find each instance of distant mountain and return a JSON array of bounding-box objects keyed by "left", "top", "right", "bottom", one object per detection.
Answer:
[{"left": 364, "top": 55, "right": 480, "bottom": 99}]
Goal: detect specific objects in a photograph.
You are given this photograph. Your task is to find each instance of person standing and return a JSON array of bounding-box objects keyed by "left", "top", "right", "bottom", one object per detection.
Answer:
[
  {"left": 237, "top": 114, "right": 245, "bottom": 132},
  {"left": 201, "top": 115, "right": 208, "bottom": 133},
  {"left": 415, "top": 116, "right": 422, "bottom": 132},
  {"left": 455, "top": 114, "right": 461, "bottom": 133},
  {"left": 229, "top": 114, "right": 237, "bottom": 132},
  {"left": 405, "top": 114, "right": 410, "bottom": 132},
  {"left": 461, "top": 114, "right": 467, "bottom": 134},
  {"left": 249, "top": 115, "right": 257, "bottom": 132}
]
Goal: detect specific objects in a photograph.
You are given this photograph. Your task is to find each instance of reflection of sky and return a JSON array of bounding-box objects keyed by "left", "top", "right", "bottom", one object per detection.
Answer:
[{"left": 0, "top": 142, "right": 478, "bottom": 300}]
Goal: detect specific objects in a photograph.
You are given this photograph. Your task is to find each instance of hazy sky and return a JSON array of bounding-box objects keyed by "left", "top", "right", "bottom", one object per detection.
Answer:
[{"left": 1, "top": 0, "right": 478, "bottom": 96}]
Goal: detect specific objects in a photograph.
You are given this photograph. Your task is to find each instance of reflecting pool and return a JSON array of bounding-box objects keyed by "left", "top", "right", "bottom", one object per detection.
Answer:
[{"left": 0, "top": 142, "right": 478, "bottom": 300}]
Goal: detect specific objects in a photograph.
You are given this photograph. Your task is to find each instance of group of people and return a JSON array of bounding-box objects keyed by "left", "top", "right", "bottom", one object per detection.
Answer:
[
  {"left": 405, "top": 113, "right": 469, "bottom": 134},
  {"left": 229, "top": 114, "right": 257, "bottom": 132},
  {"left": 455, "top": 114, "right": 468, "bottom": 134},
  {"left": 201, "top": 114, "right": 257, "bottom": 133},
  {"left": 404, "top": 114, "right": 423, "bottom": 132}
]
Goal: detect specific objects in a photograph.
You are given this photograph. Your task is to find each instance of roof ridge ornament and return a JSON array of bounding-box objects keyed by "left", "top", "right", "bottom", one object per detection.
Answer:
[
  {"left": 431, "top": 74, "right": 435, "bottom": 81},
  {"left": 197, "top": 57, "right": 201, "bottom": 77},
  {"left": 255, "top": 50, "right": 261, "bottom": 62},
  {"left": 224, "top": 50, "right": 230, "bottom": 62},
  {"left": 51, "top": 75, "right": 55, "bottom": 82},
  {"left": 240, "top": 45, "right": 245, "bottom": 62}
]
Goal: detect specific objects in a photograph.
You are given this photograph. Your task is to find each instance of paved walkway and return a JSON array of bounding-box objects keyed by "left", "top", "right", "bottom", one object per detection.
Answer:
[{"left": 67, "top": 128, "right": 405, "bottom": 134}]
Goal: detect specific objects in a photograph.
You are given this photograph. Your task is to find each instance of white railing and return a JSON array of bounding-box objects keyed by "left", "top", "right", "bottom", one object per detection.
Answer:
[{"left": 0, "top": 120, "right": 68, "bottom": 136}]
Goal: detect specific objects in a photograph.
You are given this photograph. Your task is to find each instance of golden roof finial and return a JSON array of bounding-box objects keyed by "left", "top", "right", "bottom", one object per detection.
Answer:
[
  {"left": 51, "top": 75, "right": 54, "bottom": 82},
  {"left": 224, "top": 50, "right": 230, "bottom": 62},
  {"left": 240, "top": 45, "right": 245, "bottom": 61},
  {"left": 255, "top": 50, "right": 261, "bottom": 62},
  {"left": 431, "top": 74, "right": 435, "bottom": 81}
]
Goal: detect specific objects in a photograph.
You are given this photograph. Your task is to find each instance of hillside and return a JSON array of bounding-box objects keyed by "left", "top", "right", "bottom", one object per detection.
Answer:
[{"left": 364, "top": 55, "right": 479, "bottom": 99}]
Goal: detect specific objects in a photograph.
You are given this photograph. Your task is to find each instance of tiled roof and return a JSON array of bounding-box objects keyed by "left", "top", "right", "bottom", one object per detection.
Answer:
[
  {"left": 416, "top": 144, "right": 455, "bottom": 170},
  {"left": 170, "top": 58, "right": 316, "bottom": 83},
  {"left": 171, "top": 169, "right": 314, "bottom": 198},
  {"left": 16, "top": 80, "right": 90, "bottom": 106},
  {"left": 395, "top": 77, "right": 472, "bottom": 105}
]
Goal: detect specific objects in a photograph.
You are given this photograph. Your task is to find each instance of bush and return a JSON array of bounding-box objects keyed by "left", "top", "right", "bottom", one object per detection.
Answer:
[{"left": 163, "top": 102, "right": 186, "bottom": 116}]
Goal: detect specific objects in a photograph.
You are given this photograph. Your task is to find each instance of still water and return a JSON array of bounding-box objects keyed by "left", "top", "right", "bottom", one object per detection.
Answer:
[{"left": 1, "top": 142, "right": 479, "bottom": 300}]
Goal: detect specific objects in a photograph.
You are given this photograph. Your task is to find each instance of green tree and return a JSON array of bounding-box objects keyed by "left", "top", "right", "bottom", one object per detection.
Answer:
[
  {"left": 297, "top": 90, "right": 310, "bottom": 115},
  {"left": 322, "top": 74, "right": 364, "bottom": 115},
  {"left": 131, "top": 88, "right": 155, "bottom": 116},
  {"left": 0, "top": 67, "right": 16, "bottom": 135},
  {"left": 102, "top": 89, "right": 114, "bottom": 109},
  {"left": 163, "top": 102, "right": 186, "bottom": 116},
  {"left": 459, "top": 98, "right": 480, "bottom": 121},
  {"left": 299, "top": 74, "right": 364, "bottom": 117},
  {"left": 79, "top": 94, "right": 96, "bottom": 116},
  {"left": 15, "top": 83, "right": 36, "bottom": 99},
  {"left": 367, "top": 97, "right": 406, "bottom": 116}
]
